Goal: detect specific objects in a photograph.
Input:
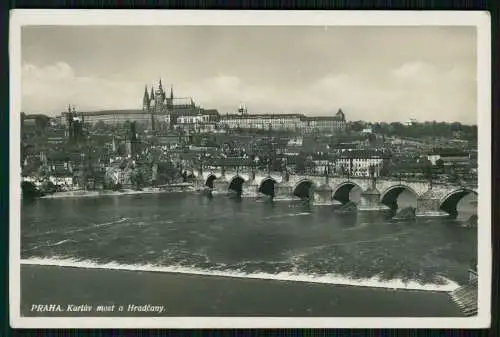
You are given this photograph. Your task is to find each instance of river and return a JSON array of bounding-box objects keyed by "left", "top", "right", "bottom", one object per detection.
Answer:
[{"left": 21, "top": 189, "right": 477, "bottom": 289}]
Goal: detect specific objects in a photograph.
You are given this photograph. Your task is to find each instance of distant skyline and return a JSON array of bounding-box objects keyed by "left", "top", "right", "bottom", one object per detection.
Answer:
[{"left": 21, "top": 25, "right": 477, "bottom": 124}]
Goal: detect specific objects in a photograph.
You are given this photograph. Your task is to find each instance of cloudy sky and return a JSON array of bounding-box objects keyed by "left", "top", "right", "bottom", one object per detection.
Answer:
[{"left": 21, "top": 25, "right": 476, "bottom": 124}]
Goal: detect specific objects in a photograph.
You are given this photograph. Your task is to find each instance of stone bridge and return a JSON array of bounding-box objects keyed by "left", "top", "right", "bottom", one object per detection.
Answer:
[{"left": 193, "top": 169, "right": 477, "bottom": 217}]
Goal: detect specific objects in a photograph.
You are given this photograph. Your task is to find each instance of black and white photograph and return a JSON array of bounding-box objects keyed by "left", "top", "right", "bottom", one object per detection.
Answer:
[{"left": 9, "top": 10, "right": 491, "bottom": 329}]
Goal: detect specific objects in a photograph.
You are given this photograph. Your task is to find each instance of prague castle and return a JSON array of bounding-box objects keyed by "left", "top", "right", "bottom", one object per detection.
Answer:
[
  {"left": 60, "top": 78, "right": 346, "bottom": 134},
  {"left": 70, "top": 79, "right": 219, "bottom": 132}
]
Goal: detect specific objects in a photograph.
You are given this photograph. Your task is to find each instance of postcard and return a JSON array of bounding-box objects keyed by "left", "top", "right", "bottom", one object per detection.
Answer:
[{"left": 9, "top": 9, "right": 491, "bottom": 329}]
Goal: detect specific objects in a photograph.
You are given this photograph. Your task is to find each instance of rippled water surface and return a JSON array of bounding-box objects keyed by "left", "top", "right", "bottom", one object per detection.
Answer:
[{"left": 21, "top": 190, "right": 477, "bottom": 290}]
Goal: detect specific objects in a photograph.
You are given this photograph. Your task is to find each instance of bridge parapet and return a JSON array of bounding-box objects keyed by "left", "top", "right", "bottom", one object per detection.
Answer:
[{"left": 196, "top": 170, "right": 477, "bottom": 213}]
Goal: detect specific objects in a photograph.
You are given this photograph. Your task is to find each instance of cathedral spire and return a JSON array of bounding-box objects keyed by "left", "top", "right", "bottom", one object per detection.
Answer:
[
  {"left": 170, "top": 84, "right": 174, "bottom": 100},
  {"left": 159, "top": 78, "right": 163, "bottom": 92},
  {"left": 143, "top": 85, "right": 150, "bottom": 107},
  {"left": 150, "top": 85, "right": 155, "bottom": 100}
]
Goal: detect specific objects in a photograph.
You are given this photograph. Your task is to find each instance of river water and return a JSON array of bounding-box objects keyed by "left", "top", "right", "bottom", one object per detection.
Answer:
[{"left": 20, "top": 189, "right": 477, "bottom": 292}]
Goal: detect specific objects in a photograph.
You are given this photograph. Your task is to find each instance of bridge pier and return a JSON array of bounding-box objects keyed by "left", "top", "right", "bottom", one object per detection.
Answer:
[
  {"left": 274, "top": 184, "right": 293, "bottom": 199},
  {"left": 194, "top": 177, "right": 205, "bottom": 190},
  {"left": 358, "top": 189, "right": 388, "bottom": 211},
  {"left": 241, "top": 181, "right": 259, "bottom": 197},
  {"left": 212, "top": 178, "right": 229, "bottom": 194},
  {"left": 416, "top": 190, "right": 449, "bottom": 217},
  {"left": 314, "top": 185, "right": 333, "bottom": 204},
  {"left": 357, "top": 173, "right": 388, "bottom": 211}
]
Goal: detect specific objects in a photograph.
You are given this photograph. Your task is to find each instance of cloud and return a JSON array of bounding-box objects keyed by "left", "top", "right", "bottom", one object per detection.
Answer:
[
  {"left": 22, "top": 61, "right": 476, "bottom": 124},
  {"left": 391, "top": 61, "right": 435, "bottom": 79},
  {"left": 22, "top": 62, "right": 144, "bottom": 114}
]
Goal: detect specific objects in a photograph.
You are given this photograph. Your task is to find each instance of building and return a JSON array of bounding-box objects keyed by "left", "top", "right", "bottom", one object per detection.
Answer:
[
  {"left": 142, "top": 80, "right": 219, "bottom": 131},
  {"left": 78, "top": 109, "right": 154, "bottom": 126},
  {"left": 72, "top": 80, "right": 219, "bottom": 132},
  {"left": 301, "top": 109, "right": 347, "bottom": 134},
  {"left": 335, "top": 149, "right": 388, "bottom": 177},
  {"left": 403, "top": 118, "right": 417, "bottom": 126},
  {"left": 427, "top": 151, "right": 471, "bottom": 166},
  {"left": 287, "top": 137, "right": 303, "bottom": 147},
  {"left": 219, "top": 113, "right": 304, "bottom": 131},
  {"left": 62, "top": 105, "right": 84, "bottom": 142},
  {"left": 125, "top": 122, "right": 140, "bottom": 158},
  {"left": 218, "top": 107, "right": 346, "bottom": 134}
]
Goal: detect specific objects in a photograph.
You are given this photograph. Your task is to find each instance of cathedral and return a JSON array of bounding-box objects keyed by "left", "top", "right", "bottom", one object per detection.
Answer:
[
  {"left": 64, "top": 105, "right": 84, "bottom": 142},
  {"left": 142, "top": 79, "right": 200, "bottom": 131},
  {"left": 71, "top": 79, "right": 218, "bottom": 131}
]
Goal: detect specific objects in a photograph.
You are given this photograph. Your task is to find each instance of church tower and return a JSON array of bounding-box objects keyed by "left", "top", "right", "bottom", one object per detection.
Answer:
[
  {"left": 149, "top": 85, "right": 156, "bottom": 132},
  {"left": 142, "top": 85, "right": 150, "bottom": 112},
  {"left": 150, "top": 85, "right": 155, "bottom": 107},
  {"left": 155, "top": 79, "right": 164, "bottom": 112},
  {"left": 65, "top": 104, "right": 73, "bottom": 139},
  {"left": 238, "top": 103, "right": 247, "bottom": 116}
]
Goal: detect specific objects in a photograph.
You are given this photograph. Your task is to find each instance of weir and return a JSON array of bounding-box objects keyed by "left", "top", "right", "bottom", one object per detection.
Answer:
[{"left": 450, "top": 278, "right": 478, "bottom": 317}]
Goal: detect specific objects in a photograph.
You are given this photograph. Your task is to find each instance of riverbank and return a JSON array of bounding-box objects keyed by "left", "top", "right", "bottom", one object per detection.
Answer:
[
  {"left": 20, "top": 264, "right": 464, "bottom": 317},
  {"left": 39, "top": 184, "right": 196, "bottom": 199}
]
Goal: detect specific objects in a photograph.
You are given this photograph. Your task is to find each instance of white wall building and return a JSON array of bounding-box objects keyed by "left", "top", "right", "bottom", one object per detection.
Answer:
[{"left": 335, "top": 150, "right": 386, "bottom": 177}]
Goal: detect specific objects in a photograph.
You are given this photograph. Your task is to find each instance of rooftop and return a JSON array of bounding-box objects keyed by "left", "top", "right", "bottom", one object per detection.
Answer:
[
  {"left": 337, "top": 149, "right": 390, "bottom": 159},
  {"left": 78, "top": 109, "right": 144, "bottom": 117},
  {"left": 220, "top": 113, "right": 345, "bottom": 121}
]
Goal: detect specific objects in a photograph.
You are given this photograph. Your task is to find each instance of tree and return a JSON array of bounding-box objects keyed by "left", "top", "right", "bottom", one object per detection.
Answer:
[
  {"left": 367, "top": 132, "right": 376, "bottom": 146},
  {"left": 349, "top": 121, "right": 365, "bottom": 132},
  {"left": 380, "top": 159, "right": 392, "bottom": 177},
  {"left": 94, "top": 120, "right": 107, "bottom": 132},
  {"left": 420, "top": 158, "right": 433, "bottom": 182},
  {"left": 157, "top": 161, "right": 178, "bottom": 184},
  {"left": 295, "top": 153, "right": 307, "bottom": 174},
  {"left": 130, "top": 167, "right": 145, "bottom": 190},
  {"left": 21, "top": 181, "right": 42, "bottom": 198},
  {"left": 34, "top": 115, "right": 50, "bottom": 136}
]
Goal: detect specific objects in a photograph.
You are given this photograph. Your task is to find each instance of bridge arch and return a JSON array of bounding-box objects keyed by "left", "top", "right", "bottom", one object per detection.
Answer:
[
  {"left": 292, "top": 179, "right": 316, "bottom": 199},
  {"left": 380, "top": 185, "right": 419, "bottom": 210},
  {"left": 205, "top": 174, "right": 217, "bottom": 189},
  {"left": 440, "top": 188, "right": 478, "bottom": 216},
  {"left": 332, "top": 181, "right": 362, "bottom": 204},
  {"left": 259, "top": 177, "right": 277, "bottom": 197},
  {"left": 228, "top": 175, "right": 245, "bottom": 195}
]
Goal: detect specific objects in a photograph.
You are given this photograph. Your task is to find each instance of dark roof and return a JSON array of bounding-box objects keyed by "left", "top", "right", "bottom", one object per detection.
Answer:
[
  {"left": 79, "top": 110, "right": 144, "bottom": 116},
  {"left": 301, "top": 116, "right": 345, "bottom": 121},
  {"left": 211, "top": 157, "right": 251, "bottom": 166},
  {"left": 337, "top": 149, "right": 389, "bottom": 159},
  {"left": 429, "top": 151, "right": 469, "bottom": 157},
  {"left": 201, "top": 109, "right": 220, "bottom": 116},
  {"left": 220, "top": 113, "right": 345, "bottom": 121},
  {"left": 23, "top": 114, "right": 50, "bottom": 119},
  {"left": 222, "top": 113, "right": 303, "bottom": 119}
]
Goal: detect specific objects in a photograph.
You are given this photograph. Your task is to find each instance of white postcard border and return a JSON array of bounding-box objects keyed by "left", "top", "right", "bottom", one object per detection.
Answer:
[{"left": 9, "top": 9, "right": 492, "bottom": 329}]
